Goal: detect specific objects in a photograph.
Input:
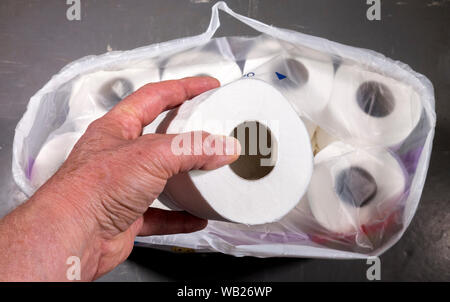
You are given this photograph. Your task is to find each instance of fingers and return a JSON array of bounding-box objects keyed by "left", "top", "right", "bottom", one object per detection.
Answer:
[
  {"left": 95, "top": 77, "right": 220, "bottom": 140},
  {"left": 136, "top": 131, "right": 241, "bottom": 178},
  {"left": 138, "top": 208, "right": 207, "bottom": 236}
]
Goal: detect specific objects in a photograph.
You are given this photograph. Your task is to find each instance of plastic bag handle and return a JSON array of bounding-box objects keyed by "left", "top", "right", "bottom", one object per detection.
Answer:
[{"left": 204, "top": 1, "right": 293, "bottom": 41}]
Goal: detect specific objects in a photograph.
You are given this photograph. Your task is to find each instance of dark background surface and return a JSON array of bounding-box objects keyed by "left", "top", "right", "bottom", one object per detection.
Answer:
[{"left": 0, "top": 0, "right": 448, "bottom": 281}]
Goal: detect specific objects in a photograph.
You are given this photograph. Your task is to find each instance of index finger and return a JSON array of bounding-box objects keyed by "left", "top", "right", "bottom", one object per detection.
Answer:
[{"left": 97, "top": 76, "right": 220, "bottom": 140}]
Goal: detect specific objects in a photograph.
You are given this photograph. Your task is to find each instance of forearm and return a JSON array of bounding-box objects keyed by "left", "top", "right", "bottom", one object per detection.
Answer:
[{"left": 0, "top": 182, "right": 101, "bottom": 281}]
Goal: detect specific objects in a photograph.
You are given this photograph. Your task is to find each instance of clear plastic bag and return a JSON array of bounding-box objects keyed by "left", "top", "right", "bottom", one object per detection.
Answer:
[{"left": 12, "top": 2, "right": 435, "bottom": 258}]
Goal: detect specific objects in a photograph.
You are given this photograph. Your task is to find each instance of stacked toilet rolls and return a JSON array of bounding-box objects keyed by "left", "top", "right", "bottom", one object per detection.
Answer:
[
  {"left": 239, "top": 37, "right": 421, "bottom": 239},
  {"left": 31, "top": 65, "right": 161, "bottom": 189},
  {"left": 160, "top": 41, "right": 242, "bottom": 85},
  {"left": 289, "top": 64, "right": 422, "bottom": 237},
  {"left": 68, "top": 67, "right": 161, "bottom": 131},
  {"left": 160, "top": 78, "right": 314, "bottom": 224},
  {"left": 309, "top": 64, "right": 421, "bottom": 236},
  {"left": 142, "top": 42, "right": 242, "bottom": 136},
  {"left": 241, "top": 35, "right": 292, "bottom": 76},
  {"left": 30, "top": 35, "right": 424, "bottom": 243},
  {"left": 31, "top": 41, "right": 243, "bottom": 208},
  {"left": 242, "top": 39, "right": 336, "bottom": 145}
]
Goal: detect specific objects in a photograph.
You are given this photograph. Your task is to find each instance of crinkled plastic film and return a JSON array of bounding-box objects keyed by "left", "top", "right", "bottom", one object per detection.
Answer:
[{"left": 12, "top": 2, "right": 435, "bottom": 258}]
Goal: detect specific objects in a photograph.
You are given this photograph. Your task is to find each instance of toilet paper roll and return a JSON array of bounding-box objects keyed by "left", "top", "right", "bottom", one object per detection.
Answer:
[
  {"left": 142, "top": 111, "right": 169, "bottom": 135},
  {"left": 141, "top": 111, "right": 171, "bottom": 211},
  {"left": 31, "top": 132, "right": 82, "bottom": 188},
  {"left": 307, "top": 142, "right": 406, "bottom": 234},
  {"left": 160, "top": 46, "right": 242, "bottom": 85},
  {"left": 68, "top": 67, "right": 160, "bottom": 130},
  {"left": 280, "top": 196, "right": 322, "bottom": 236},
  {"left": 242, "top": 35, "right": 288, "bottom": 75},
  {"left": 326, "top": 65, "right": 422, "bottom": 147},
  {"left": 315, "top": 127, "right": 338, "bottom": 151},
  {"left": 161, "top": 78, "right": 314, "bottom": 224},
  {"left": 247, "top": 48, "right": 335, "bottom": 120}
]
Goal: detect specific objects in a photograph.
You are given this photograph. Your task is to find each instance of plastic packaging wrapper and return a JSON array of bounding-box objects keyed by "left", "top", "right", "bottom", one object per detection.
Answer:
[{"left": 11, "top": 2, "right": 435, "bottom": 258}]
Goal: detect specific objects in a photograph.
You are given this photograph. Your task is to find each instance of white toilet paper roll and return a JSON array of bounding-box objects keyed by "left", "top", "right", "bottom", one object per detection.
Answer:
[
  {"left": 160, "top": 46, "right": 242, "bottom": 85},
  {"left": 161, "top": 78, "right": 313, "bottom": 224},
  {"left": 31, "top": 132, "right": 82, "bottom": 188},
  {"left": 327, "top": 65, "right": 422, "bottom": 146},
  {"left": 247, "top": 47, "right": 335, "bottom": 120},
  {"left": 280, "top": 196, "right": 322, "bottom": 236},
  {"left": 307, "top": 142, "right": 406, "bottom": 234},
  {"left": 142, "top": 111, "right": 169, "bottom": 135},
  {"left": 242, "top": 35, "right": 288, "bottom": 75},
  {"left": 315, "top": 127, "right": 338, "bottom": 151},
  {"left": 68, "top": 67, "right": 160, "bottom": 130},
  {"left": 141, "top": 111, "right": 171, "bottom": 211}
]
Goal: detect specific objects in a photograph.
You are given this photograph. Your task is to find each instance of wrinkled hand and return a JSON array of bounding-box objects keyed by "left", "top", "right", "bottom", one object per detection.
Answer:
[{"left": 16, "top": 77, "right": 240, "bottom": 280}]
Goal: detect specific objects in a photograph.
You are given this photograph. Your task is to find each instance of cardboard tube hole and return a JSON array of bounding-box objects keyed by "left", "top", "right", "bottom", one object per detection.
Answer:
[{"left": 229, "top": 121, "right": 277, "bottom": 180}]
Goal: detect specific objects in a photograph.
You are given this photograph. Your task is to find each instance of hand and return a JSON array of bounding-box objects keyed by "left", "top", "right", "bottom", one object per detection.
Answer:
[{"left": 0, "top": 77, "right": 240, "bottom": 281}]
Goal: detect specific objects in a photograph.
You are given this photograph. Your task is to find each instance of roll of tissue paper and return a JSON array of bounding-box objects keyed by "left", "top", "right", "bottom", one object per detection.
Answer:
[
  {"left": 245, "top": 46, "right": 333, "bottom": 143},
  {"left": 281, "top": 196, "right": 322, "bottom": 236},
  {"left": 68, "top": 68, "right": 160, "bottom": 131},
  {"left": 142, "top": 111, "right": 169, "bottom": 135},
  {"left": 242, "top": 35, "right": 289, "bottom": 75},
  {"left": 326, "top": 65, "right": 422, "bottom": 147},
  {"left": 307, "top": 142, "right": 406, "bottom": 234},
  {"left": 161, "top": 78, "right": 314, "bottom": 224},
  {"left": 31, "top": 132, "right": 82, "bottom": 188},
  {"left": 160, "top": 46, "right": 242, "bottom": 85},
  {"left": 141, "top": 111, "right": 172, "bottom": 210},
  {"left": 248, "top": 47, "right": 335, "bottom": 120}
]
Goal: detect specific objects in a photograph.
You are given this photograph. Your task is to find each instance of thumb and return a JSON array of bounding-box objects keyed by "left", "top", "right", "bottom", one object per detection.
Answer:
[{"left": 136, "top": 131, "right": 241, "bottom": 177}]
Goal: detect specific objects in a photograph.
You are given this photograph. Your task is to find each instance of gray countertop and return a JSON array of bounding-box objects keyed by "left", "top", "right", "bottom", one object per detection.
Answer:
[{"left": 0, "top": 0, "right": 448, "bottom": 281}]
